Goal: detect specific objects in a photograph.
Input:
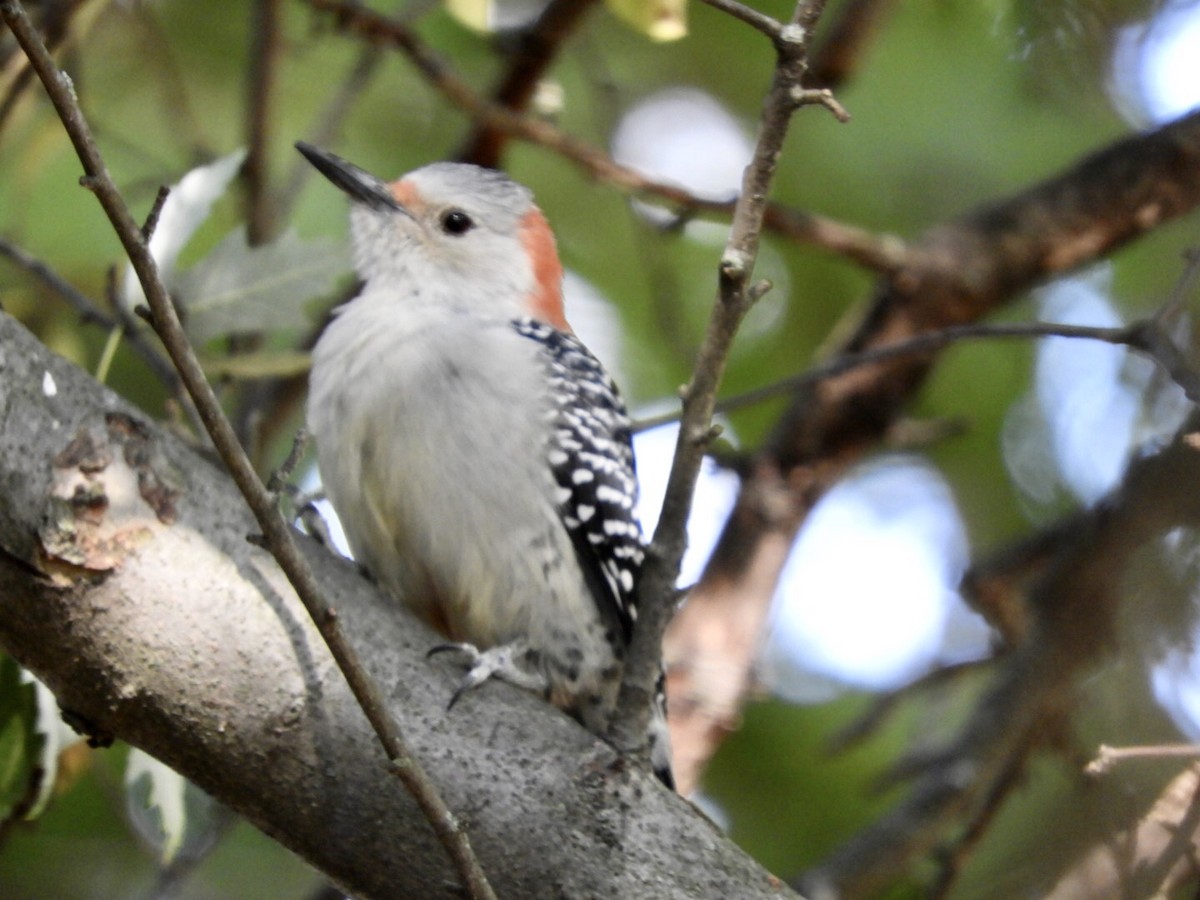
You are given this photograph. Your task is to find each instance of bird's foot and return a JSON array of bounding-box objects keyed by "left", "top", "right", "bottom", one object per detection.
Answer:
[{"left": 427, "top": 641, "right": 547, "bottom": 708}]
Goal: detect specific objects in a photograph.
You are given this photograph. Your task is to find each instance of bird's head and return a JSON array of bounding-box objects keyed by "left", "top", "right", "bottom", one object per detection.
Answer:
[{"left": 297, "top": 142, "right": 566, "bottom": 329}]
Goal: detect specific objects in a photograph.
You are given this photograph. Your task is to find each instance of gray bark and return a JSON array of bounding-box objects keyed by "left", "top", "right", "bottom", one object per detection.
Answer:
[{"left": 0, "top": 311, "right": 793, "bottom": 900}]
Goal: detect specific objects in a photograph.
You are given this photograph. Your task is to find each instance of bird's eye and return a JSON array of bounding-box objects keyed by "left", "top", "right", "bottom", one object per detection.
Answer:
[{"left": 440, "top": 209, "right": 475, "bottom": 236}]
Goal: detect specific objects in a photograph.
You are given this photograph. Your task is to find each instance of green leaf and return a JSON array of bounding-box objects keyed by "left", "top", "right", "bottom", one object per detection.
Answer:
[
  {"left": 125, "top": 748, "right": 188, "bottom": 865},
  {"left": 201, "top": 349, "right": 312, "bottom": 380},
  {"left": 124, "top": 748, "right": 225, "bottom": 867},
  {"left": 0, "top": 657, "right": 37, "bottom": 825},
  {"left": 445, "top": 0, "right": 493, "bottom": 32},
  {"left": 123, "top": 149, "right": 248, "bottom": 314},
  {"left": 173, "top": 226, "right": 350, "bottom": 343},
  {"left": 19, "top": 668, "right": 83, "bottom": 820},
  {"left": 606, "top": 0, "right": 687, "bottom": 41}
]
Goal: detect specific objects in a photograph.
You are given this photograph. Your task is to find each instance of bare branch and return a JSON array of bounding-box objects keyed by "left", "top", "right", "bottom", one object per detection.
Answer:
[
  {"left": 697, "top": 0, "right": 783, "bottom": 39},
  {"left": 277, "top": 48, "right": 384, "bottom": 221},
  {"left": 0, "top": 308, "right": 793, "bottom": 900},
  {"left": 1047, "top": 762, "right": 1200, "bottom": 899},
  {"left": 300, "top": 0, "right": 886, "bottom": 269},
  {"left": 456, "top": 0, "right": 602, "bottom": 167},
  {"left": 0, "top": 4, "right": 496, "bottom": 896},
  {"left": 611, "top": 0, "right": 844, "bottom": 773},
  {"left": 243, "top": 0, "right": 282, "bottom": 245},
  {"left": 801, "top": 410, "right": 1200, "bottom": 895},
  {"left": 1086, "top": 743, "right": 1200, "bottom": 776},
  {"left": 634, "top": 314, "right": 1200, "bottom": 433},
  {"left": 808, "top": 0, "right": 898, "bottom": 89},
  {"left": 663, "top": 110, "right": 1200, "bottom": 795},
  {"left": 0, "top": 235, "right": 181, "bottom": 393}
]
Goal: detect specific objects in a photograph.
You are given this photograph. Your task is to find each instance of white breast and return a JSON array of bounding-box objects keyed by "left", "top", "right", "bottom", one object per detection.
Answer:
[{"left": 307, "top": 292, "right": 572, "bottom": 645}]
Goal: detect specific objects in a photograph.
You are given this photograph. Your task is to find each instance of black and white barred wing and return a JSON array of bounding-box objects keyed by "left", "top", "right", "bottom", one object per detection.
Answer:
[{"left": 512, "top": 317, "right": 644, "bottom": 644}]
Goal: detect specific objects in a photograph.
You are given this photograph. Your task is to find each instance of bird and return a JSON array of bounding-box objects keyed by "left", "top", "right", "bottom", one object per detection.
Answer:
[{"left": 297, "top": 142, "right": 673, "bottom": 789}]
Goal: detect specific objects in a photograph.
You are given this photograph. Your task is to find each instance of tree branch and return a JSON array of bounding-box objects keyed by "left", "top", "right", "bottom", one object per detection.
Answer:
[
  {"left": 663, "top": 107, "right": 1200, "bottom": 795},
  {"left": 0, "top": 309, "right": 792, "bottom": 900},
  {"left": 611, "top": 0, "right": 842, "bottom": 774},
  {"left": 243, "top": 0, "right": 282, "bottom": 245},
  {"left": 456, "top": 0, "right": 601, "bottom": 167},
  {"left": 300, "top": 0, "right": 885, "bottom": 268},
  {"left": 0, "top": 235, "right": 181, "bottom": 394},
  {"left": 0, "top": 3, "right": 496, "bottom": 896},
  {"left": 1047, "top": 762, "right": 1200, "bottom": 898},
  {"left": 633, "top": 314, "right": 1200, "bottom": 432},
  {"left": 800, "top": 410, "right": 1200, "bottom": 895}
]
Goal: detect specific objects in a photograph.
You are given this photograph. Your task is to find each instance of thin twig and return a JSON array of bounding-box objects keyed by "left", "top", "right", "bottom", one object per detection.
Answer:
[
  {"left": 277, "top": 47, "right": 384, "bottom": 222},
  {"left": 0, "top": 4, "right": 497, "bottom": 898},
  {"left": 807, "top": 0, "right": 898, "bottom": 89},
  {"left": 0, "top": 235, "right": 181, "bottom": 392},
  {"left": 1155, "top": 246, "right": 1200, "bottom": 325},
  {"left": 1086, "top": 743, "right": 1200, "bottom": 776},
  {"left": 140, "top": 186, "right": 171, "bottom": 242},
  {"left": 929, "top": 750, "right": 1030, "bottom": 900},
  {"left": 825, "top": 659, "right": 992, "bottom": 753},
  {"left": 633, "top": 317, "right": 1200, "bottom": 432},
  {"left": 610, "top": 0, "right": 843, "bottom": 758},
  {"left": 0, "top": 0, "right": 80, "bottom": 135},
  {"left": 456, "top": 0, "right": 601, "bottom": 167},
  {"left": 697, "top": 0, "right": 782, "bottom": 39},
  {"left": 301, "top": 0, "right": 895, "bottom": 271}
]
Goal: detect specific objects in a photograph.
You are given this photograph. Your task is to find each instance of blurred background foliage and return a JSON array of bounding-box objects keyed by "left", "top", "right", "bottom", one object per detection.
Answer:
[{"left": 3, "top": 0, "right": 1200, "bottom": 897}]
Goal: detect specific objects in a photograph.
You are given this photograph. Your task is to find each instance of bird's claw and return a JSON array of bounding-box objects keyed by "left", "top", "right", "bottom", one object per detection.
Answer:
[{"left": 427, "top": 640, "right": 547, "bottom": 709}]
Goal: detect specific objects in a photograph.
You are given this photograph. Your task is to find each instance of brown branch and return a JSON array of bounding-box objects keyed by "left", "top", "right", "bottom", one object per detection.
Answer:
[
  {"left": 661, "top": 109, "right": 1200, "bottom": 795},
  {"left": 928, "top": 749, "right": 1034, "bottom": 900},
  {"left": 807, "top": 0, "right": 898, "bottom": 89},
  {"left": 800, "top": 410, "right": 1200, "bottom": 895},
  {"left": 1086, "top": 743, "right": 1200, "bottom": 776},
  {"left": 300, "top": 0, "right": 888, "bottom": 270},
  {"left": 243, "top": 0, "right": 282, "bottom": 245},
  {"left": 277, "top": 47, "right": 384, "bottom": 222},
  {"left": 825, "top": 658, "right": 992, "bottom": 754},
  {"left": 1047, "top": 762, "right": 1200, "bottom": 898},
  {"left": 0, "top": 4, "right": 497, "bottom": 897},
  {"left": 611, "top": 0, "right": 844, "bottom": 777},
  {"left": 0, "top": 308, "right": 793, "bottom": 899},
  {"left": 456, "top": 0, "right": 601, "bottom": 167},
  {"left": 635, "top": 316, "right": 1200, "bottom": 433},
  {"left": 696, "top": 0, "right": 783, "bottom": 38},
  {"left": 0, "top": 235, "right": 182, "bottom": 394},
  {"left": 0, "top": 0, "right": 83, "bottom": 135}
]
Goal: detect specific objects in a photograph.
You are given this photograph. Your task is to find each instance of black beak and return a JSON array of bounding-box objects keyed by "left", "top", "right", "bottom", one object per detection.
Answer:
[{"left": 295, "top": 142, "right": 407, "bottom": 214}]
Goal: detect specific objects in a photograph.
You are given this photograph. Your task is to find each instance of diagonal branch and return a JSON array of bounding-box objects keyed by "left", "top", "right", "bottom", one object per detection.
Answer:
[
  {"left": 664, "top": 107, "right": 1200, "bottom": 796},
  {"left": 301, "top": 0, "right": 889, "bottom": 269},
  {"left": 456, "top": 0, "right": 601, "bottom": 167},
  {"left": 610, "top": 0, "right": 843, "bottom": 765},
  {"left": 801, "top": 409, "right": 1200, "bottom": 896},
  {"left": 0, "top": 3, "right": 496, "bottom": 897},
  {"left": 0, "top": 308, "right": 793, "bottom": 900},
  {"left": 0, "top": 235, "right": 181, "bottom": 394}
]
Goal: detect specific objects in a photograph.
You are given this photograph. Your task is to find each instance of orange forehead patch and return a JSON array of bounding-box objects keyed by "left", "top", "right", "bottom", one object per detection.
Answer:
[
  {"left": 389, "top": 178, "right": 424, "bottom": 212},
  {"left": 520, "top": 207, "right": 568, "bottom": 332}
]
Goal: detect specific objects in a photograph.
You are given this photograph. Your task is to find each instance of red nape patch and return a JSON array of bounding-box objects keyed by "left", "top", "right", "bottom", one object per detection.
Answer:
[{"left": 520, "top": 207, "right": 569, "bottom": 332}]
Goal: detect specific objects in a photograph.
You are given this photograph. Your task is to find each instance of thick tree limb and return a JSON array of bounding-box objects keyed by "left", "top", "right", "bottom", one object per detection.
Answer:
[
  {"left": 0, "top": 2, "right": 496, "bottom": 891},
  {"left": 664, "top": 107, "right": 1200, "bottom": 796},
  {"left": 801, "top": 410, "right": 1200, "bottom": 896},
  {"left": 0, "top": 310, "right": 793, "bottom": 900}
]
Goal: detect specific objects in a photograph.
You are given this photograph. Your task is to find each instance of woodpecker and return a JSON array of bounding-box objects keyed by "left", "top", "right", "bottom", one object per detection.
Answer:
[{"left": 297, "top": 142, "right": 673, "bottom": 789}]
